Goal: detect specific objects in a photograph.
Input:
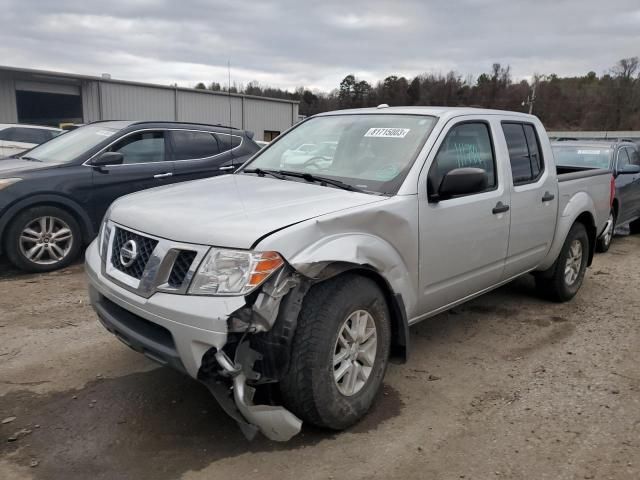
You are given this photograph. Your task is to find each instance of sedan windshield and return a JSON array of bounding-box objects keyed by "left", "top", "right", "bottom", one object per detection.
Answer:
[
  {"left": 552, "top": 145, "right": 612, "bottom": 170},
  {"left": 241, "top": 114, "right": 438, "bottom": 194},
  {"left": 19, "top": 125, "right": 119, "bottom": 164}
]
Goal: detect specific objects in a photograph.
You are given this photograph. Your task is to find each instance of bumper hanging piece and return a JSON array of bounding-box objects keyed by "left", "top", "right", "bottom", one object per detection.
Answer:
[{"left": 204, "top": 342, "right": 302, "bottom": 442}]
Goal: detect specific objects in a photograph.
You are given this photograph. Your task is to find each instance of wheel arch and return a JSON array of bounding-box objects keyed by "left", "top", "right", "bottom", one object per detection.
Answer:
[{"left": 304, "top": 262, "right": 410, "bottom": 363}]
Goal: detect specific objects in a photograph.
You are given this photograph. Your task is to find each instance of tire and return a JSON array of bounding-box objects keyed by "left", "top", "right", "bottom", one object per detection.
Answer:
[
  {"left": 280, "top": 274, "right": 391, "bottom": 430},
  {"left": 595, "top": 210, "right": 615, "bottom": 253},
  {"left": 630, "top": 218, "right": 640, "bottom": 235},
  {"left": 535, "top": 222, "right": 589, "bottom": 302},
  {"left": 4, "top": 206, "right": 82, "bottom": 273}
]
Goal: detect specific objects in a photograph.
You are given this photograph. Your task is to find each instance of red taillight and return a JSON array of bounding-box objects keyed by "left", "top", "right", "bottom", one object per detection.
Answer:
[{"left": 609, "top": 176, "right": 615, "bottom": 208}]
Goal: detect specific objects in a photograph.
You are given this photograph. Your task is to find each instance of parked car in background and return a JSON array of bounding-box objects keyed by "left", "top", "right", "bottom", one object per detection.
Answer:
[
  {"left": 0, "top": 124, "right": 62, "bottom": 158},
  {"left": 552, "top": 140, "right": 640, "bottom": 252},
  {"left": 86, "top": 107, "right": 611, "bottom": 442},
  {"left": 0, "top": 120, "right": 260, "bottom": 272},
  {"left": 280, "top": 140, "right": 337, "bottom": 168}
]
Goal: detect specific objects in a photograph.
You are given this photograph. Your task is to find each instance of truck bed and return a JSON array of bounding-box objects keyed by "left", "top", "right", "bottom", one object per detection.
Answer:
[{"left": 556, "top": 165, "right": 611, "bottom": 237}]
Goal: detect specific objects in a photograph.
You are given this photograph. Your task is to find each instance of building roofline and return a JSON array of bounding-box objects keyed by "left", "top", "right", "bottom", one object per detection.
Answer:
[{"left": 0, "top": 65, "right": 300, "bottom": 105}]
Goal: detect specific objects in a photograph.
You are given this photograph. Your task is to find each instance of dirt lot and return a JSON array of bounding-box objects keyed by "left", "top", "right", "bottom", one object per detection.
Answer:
[{"left": 1, "top": 236, "right": 639, "bottom": 480}]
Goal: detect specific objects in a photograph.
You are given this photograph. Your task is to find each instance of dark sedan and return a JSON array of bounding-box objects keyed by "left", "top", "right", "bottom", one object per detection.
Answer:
[
  {"left": 552, "top": 140, "right": 640, "bottom": 251},
  {"left": 0, "top": 120, "right": 260, "bottom": 272}
]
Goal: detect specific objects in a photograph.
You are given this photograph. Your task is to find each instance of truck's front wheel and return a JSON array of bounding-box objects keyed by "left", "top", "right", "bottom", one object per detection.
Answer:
[{"left": 280, "top": 274, "right": 391, "bottom": 430}]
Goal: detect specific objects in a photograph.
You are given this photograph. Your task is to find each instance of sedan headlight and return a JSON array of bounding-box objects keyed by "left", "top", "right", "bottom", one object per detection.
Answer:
[
  {"left": 189, "top": 248, "right": 284, "bottom": 296},
  {"left": 0, "top": 178, "right": 22, "bottom": 191}
]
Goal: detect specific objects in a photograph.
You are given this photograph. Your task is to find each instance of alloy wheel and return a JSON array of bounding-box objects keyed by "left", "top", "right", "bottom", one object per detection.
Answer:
[
  {"left": 18, "top": 216, "right": 74, "bottom": 265},
  {"left": 564, "top": 239, "right": 583, "bottom": 286},
  {"left": 333, "top": 309, "right": 378, "bottom": 396}
]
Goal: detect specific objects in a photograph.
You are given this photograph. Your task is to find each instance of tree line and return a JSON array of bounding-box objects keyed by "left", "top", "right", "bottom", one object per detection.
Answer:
[{"left": 194, "top": 57, "right": 640, "bottom": 130}]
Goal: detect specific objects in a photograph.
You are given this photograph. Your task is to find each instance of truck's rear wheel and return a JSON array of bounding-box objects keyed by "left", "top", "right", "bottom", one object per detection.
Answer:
[
  {"left": 280, "top": 274, "right": 391, "bottom": 430},
  {"left": 535, "top": 222, "right": 589, "bottom": 302}
]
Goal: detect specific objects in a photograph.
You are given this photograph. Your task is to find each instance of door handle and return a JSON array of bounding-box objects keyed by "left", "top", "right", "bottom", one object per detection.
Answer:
[
  {"left": 541, "top": 191, "right": 555, "bottom": 202},
  {"left": 153, "top": 172, "right": 173, "bottom": 179},
  {"left": 218, "top": 165, "right": 235, "bottom": 171},
  {"left": 492, "top": 202, "right": 510, "bottom": 214}
]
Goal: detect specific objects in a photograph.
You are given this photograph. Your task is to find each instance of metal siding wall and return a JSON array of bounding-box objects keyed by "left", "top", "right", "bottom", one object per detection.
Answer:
[
  {"left": 176, "top": 91, "right": 242, "bottom": 128},
  {"left": 243, "top": 98, "right": 294, "bottom": 141},
  {"left": 81, "top": 81, "right": 101, "bottom": 122},
  {"left": 0, "top": 77, "right": 18, "bottom": 123},
  {"left": 100, "top": 83, "right": 175, "bottom": 120}
]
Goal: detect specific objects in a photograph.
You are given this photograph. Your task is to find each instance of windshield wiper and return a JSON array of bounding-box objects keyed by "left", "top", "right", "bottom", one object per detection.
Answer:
[
  {"left": 277, "top": 170, "right": 366, "bottom": 193},
  {"left": 242, "top": 168, "right": 285, "bottom": 180},
  {"left": 20, "top": 156, "right": 42, "bottom": 162}
]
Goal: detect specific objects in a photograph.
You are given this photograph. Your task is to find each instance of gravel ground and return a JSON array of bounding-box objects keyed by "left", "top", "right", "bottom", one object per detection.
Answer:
[{"left": 1, "top": 236, "right": 639, "bottom": 480}]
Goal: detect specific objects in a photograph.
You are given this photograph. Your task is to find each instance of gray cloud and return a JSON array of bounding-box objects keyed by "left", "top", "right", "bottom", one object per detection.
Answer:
[{"left": 1, "top": 0, "right": 639, "bottom": 91}]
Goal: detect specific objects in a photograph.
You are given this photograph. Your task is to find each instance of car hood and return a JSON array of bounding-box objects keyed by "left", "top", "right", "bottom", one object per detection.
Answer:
[
  {"left": 0, "top": 158, "right": 53, "bottom": 176},
  {"left": 110, "top": 174, "right": 387, "bottom": 248}
]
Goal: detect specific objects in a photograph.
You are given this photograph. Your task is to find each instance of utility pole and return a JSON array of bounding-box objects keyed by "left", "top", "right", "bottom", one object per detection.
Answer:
[{"left": 523, "top": 74, "right": 542, "bottom": 115}]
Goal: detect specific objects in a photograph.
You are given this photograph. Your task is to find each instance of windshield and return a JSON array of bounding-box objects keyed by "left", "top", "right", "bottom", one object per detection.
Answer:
[
  {"left": 241, "top": 114, "right": 438, "bottom": 194},
  {"left": 19, "top": 125, "right": 119, "bottom": 164},
  {"left": 552, "top": 145, "right": 612, "bottom": 169}
]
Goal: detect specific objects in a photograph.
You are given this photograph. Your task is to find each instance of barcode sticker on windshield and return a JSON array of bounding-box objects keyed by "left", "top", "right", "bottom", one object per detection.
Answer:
[
  {"left": 364, "top": 128, "right": 410, "bottom": 138},
  {"left": 577, "top": 150, "right": 601, "bottom": 155}
]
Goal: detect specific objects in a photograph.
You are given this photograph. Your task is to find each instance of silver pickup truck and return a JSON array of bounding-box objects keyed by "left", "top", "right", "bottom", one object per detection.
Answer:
[{"left": 86, "top": 107, "right": 612, "bottom": 441}]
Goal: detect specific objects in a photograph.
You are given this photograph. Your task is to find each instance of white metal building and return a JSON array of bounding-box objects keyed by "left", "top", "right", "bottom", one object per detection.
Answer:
[{"left": 0, "top": 66, "right": 299, "bottom": 141}]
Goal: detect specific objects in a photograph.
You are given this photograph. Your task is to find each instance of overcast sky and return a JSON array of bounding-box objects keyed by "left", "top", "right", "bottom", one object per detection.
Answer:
[{"left": 1, "top": 0, "right": 639, "bottom": 92}]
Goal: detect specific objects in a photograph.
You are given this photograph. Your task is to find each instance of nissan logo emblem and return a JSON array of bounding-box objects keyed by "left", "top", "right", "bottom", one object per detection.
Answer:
[{"left": 119, "top": 240, "right": 139, "bottom": 267}]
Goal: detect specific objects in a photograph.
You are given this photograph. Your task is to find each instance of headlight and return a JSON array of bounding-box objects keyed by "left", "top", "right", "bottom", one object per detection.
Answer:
[
  {"left": 0, "top": 178, "right": 22, "bottom": 191},
  {"left": 97, "top": 216, "right": 112, "bottom": 260},
  {"left": 189, "top": 248, "right": 284, "bottom": 296}
]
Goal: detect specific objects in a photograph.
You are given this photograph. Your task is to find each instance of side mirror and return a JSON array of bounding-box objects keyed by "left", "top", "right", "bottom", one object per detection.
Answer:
[
  {"left": 617, "top": 164, "right": 640, "bottom": 175},
  {"left": 91, "top": 152, "right": 123, "bottom": 167},
  {"left": 430, "top": 167, "right": 488, "bottom": 202}
]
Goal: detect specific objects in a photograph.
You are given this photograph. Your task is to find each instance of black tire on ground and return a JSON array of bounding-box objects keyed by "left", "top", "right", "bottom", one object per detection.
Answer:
[
  {"left": 280, "top": 274, "right": 391, "bottom": 430},
  {"left": 595, "top": 210, "right": 615, "bottom": 253},
  {"left": 535, "top": 222, "right": 589, "bottom": 302},
  {"left": 4, "top": 205, "right": 82, "bottom": 273},
  {"left": 630, "top": 218, "right": 640, "bottom": 235}
]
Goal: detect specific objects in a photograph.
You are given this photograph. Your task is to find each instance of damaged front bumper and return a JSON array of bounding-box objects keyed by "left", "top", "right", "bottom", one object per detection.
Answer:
[{"left": 85, "top": 241, "right": 302, "bottom": 441}]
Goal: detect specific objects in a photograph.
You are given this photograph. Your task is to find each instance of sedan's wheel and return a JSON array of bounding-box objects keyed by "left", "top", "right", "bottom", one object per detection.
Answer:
[
  {"left": 5, "top": 206, "right": 82, "bottom": 273},
  {"left": 19, "top": 216, "right": 74, "bottom": 265},
  {"left": 280, "top": 274, "right": 391, "bottom": 430},
  {"left": 595, "top": 211, "right": 614, "bottom": 253}
]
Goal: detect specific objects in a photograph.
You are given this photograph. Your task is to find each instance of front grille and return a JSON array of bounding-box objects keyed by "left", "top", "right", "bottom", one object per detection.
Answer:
[
  {"left": 110, "top": 227, "right": 158, "bottom": 279},
  {"left": 168, "top": 250, "right": 197, "bottom": 288}
]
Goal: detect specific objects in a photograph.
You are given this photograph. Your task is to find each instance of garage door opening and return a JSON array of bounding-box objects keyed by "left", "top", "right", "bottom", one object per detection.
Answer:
[{"left": 16, "top": 90, "right": 83, "bottom": 127}]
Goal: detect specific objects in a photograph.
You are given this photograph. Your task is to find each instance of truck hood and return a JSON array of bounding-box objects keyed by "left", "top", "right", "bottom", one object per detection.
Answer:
[{"left": 110, "top": 174, "right": 387, "bottom": 248}]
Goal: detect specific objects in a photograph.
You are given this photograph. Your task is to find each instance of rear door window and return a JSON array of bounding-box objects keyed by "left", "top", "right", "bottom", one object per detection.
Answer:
[
  {"left": 215, "top": 133, "right": 242, "bottom": 153},
  {"left": 171, "top": 130, "right": 220, "bottom": 160},
  {"left": 502, "top": 122, "right": 545, "bottom": 185}
]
